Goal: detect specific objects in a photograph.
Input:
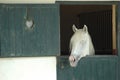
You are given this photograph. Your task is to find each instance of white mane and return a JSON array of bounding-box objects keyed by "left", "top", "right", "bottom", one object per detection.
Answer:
[{"left": 69, "top": 24, "right": 95, "bottom": 67}]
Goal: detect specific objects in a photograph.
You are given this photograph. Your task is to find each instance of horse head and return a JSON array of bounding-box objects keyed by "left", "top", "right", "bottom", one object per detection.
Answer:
[{"left": 69, "top": 24, "right": 95, "bottom": 67}]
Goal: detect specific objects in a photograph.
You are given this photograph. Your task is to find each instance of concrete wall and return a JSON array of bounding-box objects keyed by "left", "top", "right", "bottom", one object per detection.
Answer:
[
  {"left": 0, "top": 0, "right": 55, "bottom": 3},
  {"left": 0, "top": 57, "right": 56, "bottom": 80},
  {"left": 0, "top": 0, "right": 118, "bottom": 4}
]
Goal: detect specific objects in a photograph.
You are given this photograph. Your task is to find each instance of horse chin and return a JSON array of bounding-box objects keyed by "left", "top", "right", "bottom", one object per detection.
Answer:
[{"left": 70, "top": 61, "right": 78, "bottom": 67}]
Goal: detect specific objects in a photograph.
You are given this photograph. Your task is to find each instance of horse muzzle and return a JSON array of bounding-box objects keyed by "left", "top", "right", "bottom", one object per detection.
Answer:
[{"left": 69, "top": 55, "right": 78, "bottom": 67}]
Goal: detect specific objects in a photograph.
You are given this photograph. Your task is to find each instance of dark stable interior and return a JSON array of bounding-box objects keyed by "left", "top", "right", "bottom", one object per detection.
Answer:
[{"left": 60, "top": 5, "right": 116, "bottom": 55}]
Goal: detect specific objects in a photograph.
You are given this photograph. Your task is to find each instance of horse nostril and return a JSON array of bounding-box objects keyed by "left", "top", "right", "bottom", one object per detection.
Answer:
[{"left": 73, "top": 58, "right": 75, "bottom": 62}]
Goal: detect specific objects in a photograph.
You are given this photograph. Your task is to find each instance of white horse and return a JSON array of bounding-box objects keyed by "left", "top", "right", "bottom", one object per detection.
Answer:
[{"left": 69, "top": 24, "right": 95, "bottom": 67}]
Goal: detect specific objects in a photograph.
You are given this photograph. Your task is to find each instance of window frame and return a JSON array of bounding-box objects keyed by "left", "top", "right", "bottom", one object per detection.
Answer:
[{"left": 58, "top": 1, "right": 119, "bottom": 57}]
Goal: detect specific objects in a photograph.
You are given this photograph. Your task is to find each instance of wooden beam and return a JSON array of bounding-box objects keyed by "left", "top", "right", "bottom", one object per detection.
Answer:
[{"left": 112, "top": 5, "right": 117, "bottom": 54}]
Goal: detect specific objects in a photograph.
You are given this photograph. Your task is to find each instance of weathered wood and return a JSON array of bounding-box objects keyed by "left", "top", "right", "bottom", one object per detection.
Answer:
[
  {"left": 0, "top": 4, "right": 60, "bottom": 56},
  {"left": 118, "top": 2, "right": 120, "bottom": 80},
  {"left": 57, "top": 56, "right": 118, "bottom": 80}
]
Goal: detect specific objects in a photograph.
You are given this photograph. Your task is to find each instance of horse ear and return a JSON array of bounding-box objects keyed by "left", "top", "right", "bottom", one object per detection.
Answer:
[
  {"left": 83, "top": 25, "right": 88, "bottom": 33},
  {"left": 72, "top": 24, "right": 78, "bottom": 32}
]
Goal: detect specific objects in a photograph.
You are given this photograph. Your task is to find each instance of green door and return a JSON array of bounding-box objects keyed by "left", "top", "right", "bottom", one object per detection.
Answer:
[{"left": 0, "top": 4, "right": 60, "bottom": 57}]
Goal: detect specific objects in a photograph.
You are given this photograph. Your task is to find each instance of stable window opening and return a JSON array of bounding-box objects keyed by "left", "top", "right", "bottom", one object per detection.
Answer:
[{"left": 60, "top": 5, "right": 117, "bottom": 55}]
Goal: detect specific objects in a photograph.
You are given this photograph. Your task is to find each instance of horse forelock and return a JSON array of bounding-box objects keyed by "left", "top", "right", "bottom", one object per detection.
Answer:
[{"left": 71, "top": 29, "right": 89, "bottom": 43}]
